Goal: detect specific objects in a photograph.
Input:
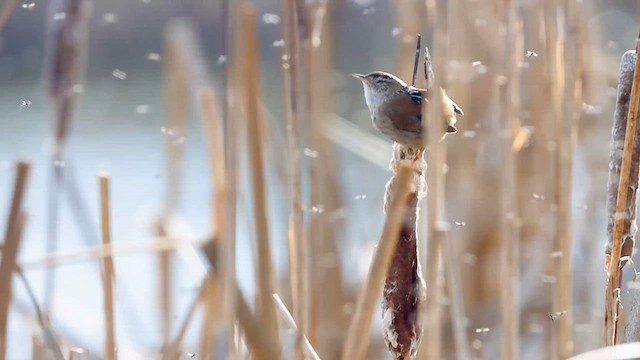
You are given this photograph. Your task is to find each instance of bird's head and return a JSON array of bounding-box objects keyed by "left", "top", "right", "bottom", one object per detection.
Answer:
[{"left": 350, "top": 71, "right": 406, "bottom": 110}]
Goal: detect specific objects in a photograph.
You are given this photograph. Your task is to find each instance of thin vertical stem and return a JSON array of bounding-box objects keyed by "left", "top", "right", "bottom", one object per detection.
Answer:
[
  {"left": 240, "top": 3, "right": 281, "bottom": 355},
  {"left": 98, "top": 173, "right": 116, "bottom": 360}
]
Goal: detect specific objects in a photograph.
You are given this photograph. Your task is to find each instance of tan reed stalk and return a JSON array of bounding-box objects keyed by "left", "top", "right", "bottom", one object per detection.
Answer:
[
  {"left": 605, "top": 34, "right": 640, "bottom": 346},
  {"left": 0, "top": 161, "right": 30, "bottom": 360},
  {"left": 220, "top": 0, "right": 239, "bottom": 354},
  {"left": 497, "top": 1, "right": 522, "bottom": 359},
  {"left": 272, "top": 294, "right": 321, "bottom": 360},
  {"left": 283, "top": 0, "right": 310, "bottom": 355},
  {"left": 197, "top": 88, "right": 227, "bottom": 358},
  {"left": 554, "top": 0, "right": 583, "bottom": 356},
  {"left": 44, "top": 0, "right": 90, "bottom": 311},
  {"left": 198, "top": 277, "right": 220, "bottom": 358},
  {"left": 341, "top": 166, "right": 414, "bottom": 360},
  {"left": 98, "top": 173, "right": 116, "bottom": 360},
  {"left": 239, "top": 3, "right": 281, "bottom": 353},
  {"left": 306, "top": 1, "right": 348, "bottom": 356},
  {"left": 0, "top": 0, "right": 17, "bottom": 32},
  {"left": 158, "top": 22, "right": 190, "bottom": 349},
  {"left": 420, "top": 3, "right": 450, "bottom": 359}
]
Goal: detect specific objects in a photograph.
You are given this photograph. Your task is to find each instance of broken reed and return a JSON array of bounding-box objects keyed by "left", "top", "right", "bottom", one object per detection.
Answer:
[
  {"left": 605, "top": 41, "right": 640, "bottom": 345},
  {"left": 98, "top": 174, "right": 116, "bottom": 360}
]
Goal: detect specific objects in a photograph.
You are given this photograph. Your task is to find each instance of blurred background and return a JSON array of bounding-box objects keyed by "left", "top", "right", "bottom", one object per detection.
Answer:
[{"left": 1, "top": 0, "right": 640, "bottom": 359}]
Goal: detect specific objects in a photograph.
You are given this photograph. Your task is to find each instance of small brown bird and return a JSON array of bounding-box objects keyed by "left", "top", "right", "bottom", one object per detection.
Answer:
[{"left": 351, "top": 71, "right": 463, "bottom": 149}]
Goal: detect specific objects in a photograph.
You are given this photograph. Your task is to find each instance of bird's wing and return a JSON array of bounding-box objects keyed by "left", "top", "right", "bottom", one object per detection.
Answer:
[{"left": 381, "top": 87, "right": 425, "bottom": 134}]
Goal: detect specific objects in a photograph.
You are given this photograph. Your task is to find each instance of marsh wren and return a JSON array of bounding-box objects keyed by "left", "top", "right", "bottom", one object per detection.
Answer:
[{"left": 351, "top": 71, "right": 463, "bottom": 149}]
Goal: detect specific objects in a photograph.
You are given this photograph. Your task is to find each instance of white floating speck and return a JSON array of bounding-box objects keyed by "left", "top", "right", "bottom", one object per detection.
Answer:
[
  {"left": 217, "top": 55, "right": 227, "bottom": 65},
  {"left": 391, "top": 27, "right": 401, "bottom": 37},
  {"left": 262, "top": 13, "right": 280, "bottom": 24},
  {"left": 532, "top": 193, "right": 544, "bottom": 200},
  {"left": 53, "top": 160, "right": 65, "bottom": 168},
  {"left": 281, "top": 54, "right": 289, "bottom": 61},
  {"left": 354, "top": 195, "right": 367, "bottom": 200},
  {"left": 525, "top": 50, "right": 538, "bottom": 57},
  {"left": 474, "top": 327, "right": 490, "bottom": 334},
  {"left": 135, "top": 105, "right": 150, "bottom": 114},
  {"left": 53, "top": 12, "right": 66, "bottom": 21},
  {"left": 112, "top": 69, "right": 127, "bottom": 80},
  {"left": 103, "top": 13, "right": 118, "bottom": 24},
  {"left": 147, "top": 53, "right": 161, "bottom": 61},
  {"left": 21, "top": 3, "right": 35, "bottom": 10},
  {"left": 309, "top": 205, "right": 324, "bottom": 214},
  {"left": 454, "top": 221, "right": 466, "bottom": 227},
  {"left": 303, "top": 148, "right": 318, "bottom": 158},
  {"left": 273, "top": 39, "right": 285, "bottom": 47},
  {"left": 581, "top": 102, "right": 601, "bottom": 115}
]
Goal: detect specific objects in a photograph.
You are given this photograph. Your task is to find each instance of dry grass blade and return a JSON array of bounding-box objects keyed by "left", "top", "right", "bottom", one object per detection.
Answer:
[
  {"left": 605, "top": 33, "right": 640, "bottom": 345},
  {"left": 98, "top": 173, "right": 116, "bottom": 360},
  {"left": 0, "top": 161, "right": 30, "bottom": 360},
  {"left": 163, "top": 281, "right": 206, "bottom": 360},
  {"left": 342, "top": 165, "right": 414, "bottom": 360},
  {"left": 240, "top": 2, "right": 281, "bottom": 353},
  {"left": 273, "top": 294, "right": 321, "bottom": 360}
]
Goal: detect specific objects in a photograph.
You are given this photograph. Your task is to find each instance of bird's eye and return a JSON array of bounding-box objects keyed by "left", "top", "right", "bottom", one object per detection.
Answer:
[{"left": 375, "top": 79, "right": 383, "bottom": 84}]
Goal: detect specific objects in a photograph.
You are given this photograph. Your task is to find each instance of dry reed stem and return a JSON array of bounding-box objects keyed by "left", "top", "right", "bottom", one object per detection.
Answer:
[
  {"left": 219, "top": 1, "right": 238, "bottom": 355},
  {"left": 283, "top": 0, "right": 309, "bottom": 350},
  {"left": 382, "top": 145, "right": 426, "bottom": 360},
  {"left": 341, "top": 166, "right": 414, "bottom": 360},
  {"left": 272, "top": 294, "right": 321, "bottom": 360},
  {"left": 323, "top": 115, "right": 390, "bottom": 169},
  {"left": 98, "top": 174, "right": 116, "bottom": 360},
  {"left": 0, "top": 161, "right": 30, "bottom": 360},
  {"left": 420, "top": 3, "right": 449, "bottom": 358},
  {"left": 605, "top": 35, "right": 640, "bottom": 345},
  {"left": 240, "top": 3, "right": 281, "bottom": 354},
  {"left": 198, "top": 277, "right": 220, "bottom": 358},
  {"left": 306, "top": 1, "right": 347, "bottom": 355},
  {"left": 197, "top": 88, "right": 227, "bottom": 358},
  {"left": 0, "top": 0, "right": 17, "bottom": 32},
  {"left": 158, "top": 22, "right": 190, "bottom": 348},
  {"left": 555, "top": 0, "right": 583, "bottom": 356},
  {"left": 498, "top": 2, "right": 521, "bottom": 359}
]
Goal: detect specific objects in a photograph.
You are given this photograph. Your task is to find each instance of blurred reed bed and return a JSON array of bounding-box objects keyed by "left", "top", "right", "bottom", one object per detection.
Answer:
[{"left": 0, "top": 0, "right": 640, "bottom": 359}]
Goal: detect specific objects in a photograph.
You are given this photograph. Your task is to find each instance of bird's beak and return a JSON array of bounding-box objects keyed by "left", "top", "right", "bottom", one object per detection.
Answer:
[{"left": 350, "top": 73, "right": 365, "bottom": 81}]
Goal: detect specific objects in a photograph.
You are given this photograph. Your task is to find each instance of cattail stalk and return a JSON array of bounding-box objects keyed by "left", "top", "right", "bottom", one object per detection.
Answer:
[
  {"left": 604, "top": 35, "right": 640, "bottom": 345},
  {"left": 342, "top": 166, "right": 414, "bottom": 360},
  {"left": 382, "top": 145, "right": 427, "bottom": 360},
  {"left": 0, "top": 162, "right": 30, "bottom": 360}
]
